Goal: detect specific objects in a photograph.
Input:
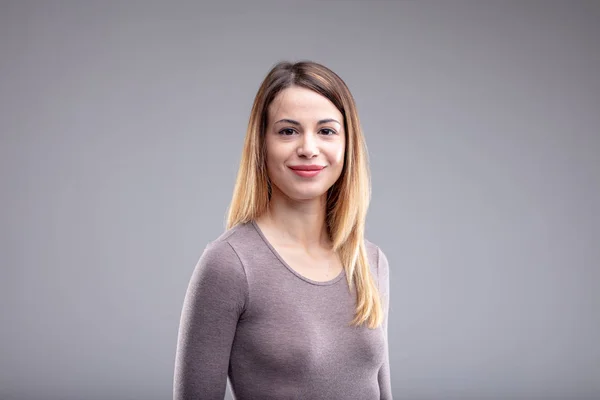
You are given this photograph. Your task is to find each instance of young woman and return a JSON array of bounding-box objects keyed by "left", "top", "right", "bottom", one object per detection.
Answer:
[{"left": 174, "top": 61, "right": 392, "bottom": 399}]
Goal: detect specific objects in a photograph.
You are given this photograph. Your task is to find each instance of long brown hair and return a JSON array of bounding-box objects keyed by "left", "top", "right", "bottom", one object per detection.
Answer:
[{"left": 226, "top": 61, "right": 382, "bottom": 329}]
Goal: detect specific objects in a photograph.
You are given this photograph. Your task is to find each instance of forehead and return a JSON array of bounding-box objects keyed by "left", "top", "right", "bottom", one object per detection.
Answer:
[{"left": 268, "top": 86, "right": 342, "bottom": 123}]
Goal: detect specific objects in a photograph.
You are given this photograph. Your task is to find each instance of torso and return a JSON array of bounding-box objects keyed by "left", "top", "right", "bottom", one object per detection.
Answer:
[{"left": 206, "top": 221, "right": 387, "bottom": 399}]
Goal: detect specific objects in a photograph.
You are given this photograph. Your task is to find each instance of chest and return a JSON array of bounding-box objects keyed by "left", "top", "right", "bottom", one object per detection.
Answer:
[
  {"left": 273, "top": 246, "right": 344, "bottom": 283},
  {"left": 232, "top": 282, "right": 385, "bottom": 375}
]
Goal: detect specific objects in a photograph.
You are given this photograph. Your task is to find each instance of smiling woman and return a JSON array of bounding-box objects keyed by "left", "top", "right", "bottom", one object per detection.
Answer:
[
  {"left": 266, "top": 86, "right": 346, "bottom": 201},
  {"left": 173, "top": 61, "right": 392, "bottom": 400}
]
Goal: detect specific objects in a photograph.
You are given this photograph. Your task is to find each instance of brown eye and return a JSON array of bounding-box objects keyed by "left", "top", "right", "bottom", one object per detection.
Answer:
[
  {"left": 278, "top": 128, "right": 296, "bottom": 136},
  {"left": 320, "top": 128, "right": 336, "bottom": 135}
]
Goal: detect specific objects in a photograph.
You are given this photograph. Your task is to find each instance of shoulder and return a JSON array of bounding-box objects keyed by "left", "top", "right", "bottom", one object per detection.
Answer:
[
  {"left": 182, "top": 225, "right": 251, "bottom": 317},
  {"left": 204, "top": 221, "right": 254, "bottom": 255},
  {"left": 210, "top": 221, "right": 262, "bottom": 253},
  {"left": 198, "top": 221, "right": 263, "bottom": 276},
  {"left": 364, "top": 239, "right": 390, "bottom": 283},
  {"left": 193, "top": 223, "right": 256, "bottom": 284}
]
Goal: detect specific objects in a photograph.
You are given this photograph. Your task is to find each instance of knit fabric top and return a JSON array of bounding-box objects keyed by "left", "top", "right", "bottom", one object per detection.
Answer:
[{"left": 173, "top": 220, "right": 392, "bottom": 399}]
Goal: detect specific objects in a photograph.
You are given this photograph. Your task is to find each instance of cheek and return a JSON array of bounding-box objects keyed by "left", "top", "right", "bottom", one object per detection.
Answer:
[
  {"left": 330, "top": 142, "right": 345, "bottom": 165},
  {"left": 265, "top": 140, "right": 287, "bottom": 173}
]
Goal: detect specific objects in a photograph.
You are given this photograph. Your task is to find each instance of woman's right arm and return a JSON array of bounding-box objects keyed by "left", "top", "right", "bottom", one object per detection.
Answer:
[{"left": 173, "top": 241, "right": 249, "bottom": 400}]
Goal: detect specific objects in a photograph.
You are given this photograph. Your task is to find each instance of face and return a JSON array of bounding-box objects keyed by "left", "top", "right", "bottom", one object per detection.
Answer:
[{"left": 265, "top": 86, "right": 346, "bottom": 202}]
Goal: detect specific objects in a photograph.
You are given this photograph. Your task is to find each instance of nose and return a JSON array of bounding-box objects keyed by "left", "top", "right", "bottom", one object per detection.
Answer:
[{"left": 297, "top": 133, "right": 319, "bottom": 158}]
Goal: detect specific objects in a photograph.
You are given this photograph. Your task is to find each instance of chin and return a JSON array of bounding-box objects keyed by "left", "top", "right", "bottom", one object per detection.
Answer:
[
  {"left": 270, "top": 176, "right": 336, "bottom": 202},
  {"left": 295, "top": 194, "right": 326, "bottom": 202},
  {"left": 281, "top": 186, "right": 329, "bottom": 202}
]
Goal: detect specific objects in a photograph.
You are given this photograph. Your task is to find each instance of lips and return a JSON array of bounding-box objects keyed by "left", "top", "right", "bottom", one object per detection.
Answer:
[
  {"left": 288, "top": 165, "right": 325, "bottom": 171},
  {"left": 288, "top": 165, "right": 325, "bottom": 178}
]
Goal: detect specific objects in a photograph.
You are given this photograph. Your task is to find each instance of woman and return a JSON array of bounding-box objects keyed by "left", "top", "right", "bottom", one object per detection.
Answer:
[{"left": 173, "top": 61, "right": 392, "bottom": 399}]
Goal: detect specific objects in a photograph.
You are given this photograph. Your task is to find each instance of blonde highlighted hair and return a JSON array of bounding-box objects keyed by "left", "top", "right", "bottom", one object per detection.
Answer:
[{"left": 226, "top": 61, "right": 382, "bottom": 329}]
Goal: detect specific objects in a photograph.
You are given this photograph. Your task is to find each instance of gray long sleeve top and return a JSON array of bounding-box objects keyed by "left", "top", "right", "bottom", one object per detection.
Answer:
[{"left": 173, "top": 220, "right": 392, "bottom": 399}]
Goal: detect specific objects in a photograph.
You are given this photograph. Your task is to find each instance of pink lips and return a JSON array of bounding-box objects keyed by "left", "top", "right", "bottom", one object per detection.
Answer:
[{"left": 288, "top": 165, "right": 325, "bottom": 178}]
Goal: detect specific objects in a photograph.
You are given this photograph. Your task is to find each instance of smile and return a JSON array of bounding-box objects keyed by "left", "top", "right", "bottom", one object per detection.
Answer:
[{"left": 288, "top": 165, "right": 325, "bottom": 178}]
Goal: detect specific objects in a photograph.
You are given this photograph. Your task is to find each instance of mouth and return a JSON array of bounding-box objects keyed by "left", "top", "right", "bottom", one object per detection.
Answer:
[{"left": 288, "top": 165, "right": 325, "bottom": 178}]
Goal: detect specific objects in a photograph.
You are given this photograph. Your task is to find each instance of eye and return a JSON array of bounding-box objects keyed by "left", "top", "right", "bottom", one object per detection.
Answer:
[
  {"left": 320, "top": 128, "right": 336, "bottom": 135},
  {"left": 278, "top": 128, "right": 296, "bottom": 136}
]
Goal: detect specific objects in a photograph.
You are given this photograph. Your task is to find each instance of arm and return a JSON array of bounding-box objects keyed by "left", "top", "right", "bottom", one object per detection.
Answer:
[
  {"left": 173, "top": 241, "right": 248, "bottom": 400},
  {"left": 377, "top": 247, "right": 393, "bottom": 399}
]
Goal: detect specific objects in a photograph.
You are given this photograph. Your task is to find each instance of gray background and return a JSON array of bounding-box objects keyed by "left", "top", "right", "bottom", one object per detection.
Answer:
[{"left": 1, "top": 1, "right": 599, "bottom": 399}]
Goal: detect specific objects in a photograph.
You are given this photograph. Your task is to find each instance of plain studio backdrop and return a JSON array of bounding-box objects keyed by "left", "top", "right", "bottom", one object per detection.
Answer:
[{"left": 1, "top": 1, "right": 599, "bottom": 399}]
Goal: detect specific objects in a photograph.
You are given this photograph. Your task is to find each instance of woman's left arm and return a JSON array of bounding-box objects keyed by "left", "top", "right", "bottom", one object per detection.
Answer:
[{"left": 377, "top": 247, "right": 393, "bottom": 399}]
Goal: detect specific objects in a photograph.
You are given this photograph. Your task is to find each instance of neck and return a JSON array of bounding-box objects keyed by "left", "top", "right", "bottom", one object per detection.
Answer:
[{"left": 259, "top": 190, "right": 331, "bottom": 251}]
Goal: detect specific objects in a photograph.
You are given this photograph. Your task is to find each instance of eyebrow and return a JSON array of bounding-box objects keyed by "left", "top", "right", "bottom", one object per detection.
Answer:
[{"left": 274, "top": 118, "right": 341, "bottom": 126}]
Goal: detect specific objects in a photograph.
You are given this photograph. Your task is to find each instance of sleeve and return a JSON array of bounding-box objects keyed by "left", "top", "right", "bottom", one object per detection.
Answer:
[
  {"left": 173, "top": 241, "right": 249, "bottom": 400},
  {"left": 377, "top": 246, "right": 393, "bottom": 399}
]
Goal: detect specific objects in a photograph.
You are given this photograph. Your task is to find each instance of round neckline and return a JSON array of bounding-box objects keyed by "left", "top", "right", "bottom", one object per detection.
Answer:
[{"left": 250, "top": 220, "right": 346, "bottom": 286}]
